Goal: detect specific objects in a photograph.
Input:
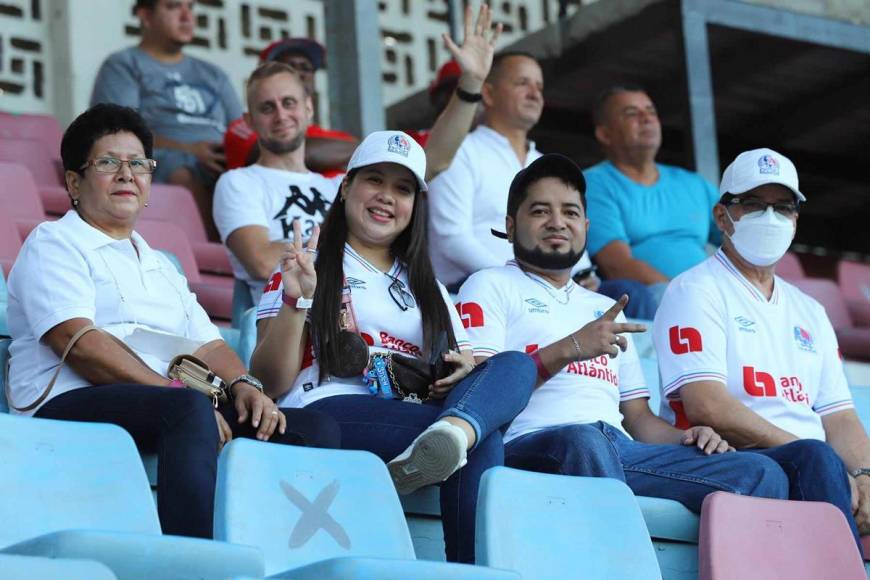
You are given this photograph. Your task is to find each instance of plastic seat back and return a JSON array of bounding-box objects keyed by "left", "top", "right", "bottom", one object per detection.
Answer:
[
  {"left": 0, "top": 213, "right": 23, "bottom": 278},
  {"left": 214, "top": 439, "right": 416, "bottom": 575},
  {"left": 0, "top": 113, "right": 63, "bottom": 157},
  {"left": 776, "top": 252, "right": 805, "bottom": 280},
  {"left": 792, "top": 278, "right": 853, "bottom": 329},
  {"left": 0, "top": 339, "right": 10, "bottom": 412},
  {"left": 699, "top": 491, "right": 864, "bottom": 580},
  {"left": 0, "top": 137, "right": 63, "bottom": 186},
  {"left": 476, "top": 467, "right": 662, "bottom": 579},
  {"left": 135, "top": 219, "right": 202, "bottom": 283},
  {"left": 0, "top": 162, "right": 48, "bottom": 221},
  {"left": 0, "top": 414, "right": 161, "bottom": 547},
  {"left": 147, "top": 184, "right": 209, "bottom": 243},
  {"left": 839, "top": 261, "right": 870, "bottom": 303}
]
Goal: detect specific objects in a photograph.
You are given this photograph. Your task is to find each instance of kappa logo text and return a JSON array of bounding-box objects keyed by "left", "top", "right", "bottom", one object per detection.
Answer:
[
  {"left": 455, "top": 302, "right": 484, "bottom": 329},
  {"left": 669, "top": 326, "right": 702, "bottom": 354}
]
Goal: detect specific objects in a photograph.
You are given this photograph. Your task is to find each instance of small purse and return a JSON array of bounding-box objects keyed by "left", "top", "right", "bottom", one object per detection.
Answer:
[{"left": 167, "top": 354, "right": 229, "bottom": 407}]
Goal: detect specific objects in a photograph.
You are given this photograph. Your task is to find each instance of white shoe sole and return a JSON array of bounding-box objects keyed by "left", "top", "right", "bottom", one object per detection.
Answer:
[{"left": 388, "top": 428, "right": 466, "bottom": 495}]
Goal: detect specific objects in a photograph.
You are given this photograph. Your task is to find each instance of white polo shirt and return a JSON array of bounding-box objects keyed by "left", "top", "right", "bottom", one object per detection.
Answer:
[
  {"left": 458, "top": 261, "right": 648, "bottom": 443},
  {"left": 7, "top": 211, "right": 222, "bottom": 415},
  {"left": 257, "top": 244, "right": 471, "bottom": 408},
  {"left": 213, "top": 165, "right": 342, "bottom": 302},
  {"left": 427, "top": 125, "right": 541, "bottom": 286},
  {"left": 653, "top": 249, "right": 853, "bottom": 441}
]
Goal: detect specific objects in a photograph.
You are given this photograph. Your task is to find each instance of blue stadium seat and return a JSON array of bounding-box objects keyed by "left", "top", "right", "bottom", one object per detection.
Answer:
[
  {"left": 214, "top": 439, "right": 519, "bottom": 578},
  {"left": 1, "top": 338, "right": 9, "bottom": 413},
  {"left": 0, "top": 413, "right": 264, "bottom": 579},
  {"left": 850, "top": 386, "right": 870, "bottom": 429},
  {"left": 0, "top": 553, "right": 117, "bottom": 579},
  {"left": 640, "top": 356, "right": 662, "bottom": 415},
  {"left": 232, "top": 277, "right": 255, "bottom": 329},
  {"left": 475, "top": 467, "right": 662, "bottom": 579},
  {"left": 237, "top": 306, "right": 258, "bottom": 368}
]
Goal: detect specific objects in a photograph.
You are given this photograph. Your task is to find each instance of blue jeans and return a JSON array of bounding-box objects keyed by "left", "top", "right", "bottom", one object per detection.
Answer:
[
  {"left": 308, "top": 350, "right": 536, "bottom": 563},
  {"left": 505, "top": 421, "right": 789, "bottom": 513},
  {"left": 746, "top": 440, "right": 861, "bottom": 554},
  {"left": 598, "top": 279, "right": 658, "bottom": 320},
  {"left": 35, "top": 384, "right": 341, "bottom": 538}
]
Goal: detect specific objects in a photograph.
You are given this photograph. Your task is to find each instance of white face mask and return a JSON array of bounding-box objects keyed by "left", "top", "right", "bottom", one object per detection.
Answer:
[{"left": 725, "top": 206, "right": 795, "bottom": 267}]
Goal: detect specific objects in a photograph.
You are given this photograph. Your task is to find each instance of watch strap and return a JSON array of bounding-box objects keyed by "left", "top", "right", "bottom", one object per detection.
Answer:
[{"left": 456, "top": 86, "right": 482, "bottom": 103}]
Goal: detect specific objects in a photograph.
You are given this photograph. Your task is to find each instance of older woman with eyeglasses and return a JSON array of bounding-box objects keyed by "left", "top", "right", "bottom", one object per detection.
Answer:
[
  {"left": 5, "top": 103, "right": 339, "bottom": 539},
  {"left": 250, "top": 131, "right": 536, "bottom": 563}
]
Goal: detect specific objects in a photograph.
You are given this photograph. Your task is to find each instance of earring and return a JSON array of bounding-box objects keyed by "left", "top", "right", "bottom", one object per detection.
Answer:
[
  {"left": 72, "top": 198, "right": 79, "bottom": 207},
  {"left": 144, "top": 202, "right": 150, "bottom": 207}
]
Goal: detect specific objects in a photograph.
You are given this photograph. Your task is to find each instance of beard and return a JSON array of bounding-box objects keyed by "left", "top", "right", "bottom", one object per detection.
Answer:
[
  {"left": 514, "top": 238, "right": 585, "bottom": 271},
  {"left": 259, "top": 130, "right": 306, "bottom": 155}
]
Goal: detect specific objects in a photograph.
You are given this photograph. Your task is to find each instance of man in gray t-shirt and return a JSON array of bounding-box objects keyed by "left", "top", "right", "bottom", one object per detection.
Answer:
[{"left": 91, "top": 0, "right": 242, "bottom": 238}]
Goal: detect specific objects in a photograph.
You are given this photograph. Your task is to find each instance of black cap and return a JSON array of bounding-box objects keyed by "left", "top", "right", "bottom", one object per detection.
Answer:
[{"left": 492, "top": 153, "right": 586, "bottom": 240}]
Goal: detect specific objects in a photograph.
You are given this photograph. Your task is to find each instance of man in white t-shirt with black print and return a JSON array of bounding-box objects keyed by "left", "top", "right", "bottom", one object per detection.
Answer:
[
  {"left": 459, "top": 154, "right": 789, "bottom": 512},
  {"left": 654, "top": 148, "right": 870, "bottom": 552},
  {"left": 213, "top": 62, "right": 342, "bottom": 304}
]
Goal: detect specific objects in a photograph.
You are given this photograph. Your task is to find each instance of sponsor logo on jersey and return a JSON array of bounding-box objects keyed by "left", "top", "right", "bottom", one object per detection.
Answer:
[
  {"left": 793, "top": 326, "right": 816, "bottom": 353},
  {"left": 734, "top": 316, "right": 756, "bottom": 333},
  {"left": 346, "top": 277, "right": 366, "bottom": 290},
  {"left": 387, "top": 134, "right": 411, "bottom": 157},
  {"left": 743, "top": 365, "right": 809, "bottom": 405},
  {"left": 378, "top": 331, "right": 422, "bottom": 357},
  {"left": 758, "top": 154, "right": 779, "bottom": 175},
  {"left": 564, "top": 355, "right": 619, "bottom": 387},
  {"left": 669, "top": 326, "right": 702, "bottom": 354},
  {"left": 263, "top": 271, "right": 283, "bottom": 293},
  {"left": 455, "top": 302, "right": 484, "bottom": 328},
  {"left": 524, "top": 298, "right": 549, "bottom": 314}
]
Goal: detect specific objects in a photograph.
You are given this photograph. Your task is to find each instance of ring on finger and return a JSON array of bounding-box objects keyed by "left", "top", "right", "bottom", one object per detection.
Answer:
[{"left": 304, "top": 248, "right": 317, "bottom": 254}]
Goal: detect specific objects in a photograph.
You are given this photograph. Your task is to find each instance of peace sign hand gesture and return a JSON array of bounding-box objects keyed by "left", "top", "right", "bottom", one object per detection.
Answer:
[
  {"left": 442, "top": 4, "right": 502, "bottom": 89},
  {"left": 574, "top": 295, "right": 647, "bottom": 360},
  {"left": 280, "top": 219, "right": 319, "bottom": 301}
]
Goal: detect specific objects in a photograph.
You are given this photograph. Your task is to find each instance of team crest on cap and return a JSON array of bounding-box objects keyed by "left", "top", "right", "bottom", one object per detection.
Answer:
[
  {"left": 387, "top": 134, "right": 411, "bottom": 157},
  {"left": 793, "top": 326, "right": 815, "bottom": 353},
  {"left": 758, "top": 154, "right": 780, "bottom": 175}
]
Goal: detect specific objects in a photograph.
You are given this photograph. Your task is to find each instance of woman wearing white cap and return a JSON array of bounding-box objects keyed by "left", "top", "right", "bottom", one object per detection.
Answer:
[{"left": 251, "top": 130, "right": 536, "bottom": 563}]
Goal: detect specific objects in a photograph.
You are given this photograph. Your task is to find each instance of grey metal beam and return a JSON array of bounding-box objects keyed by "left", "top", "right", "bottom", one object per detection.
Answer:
[
  {"left": 680, "top": 0, "right": 720, "bottom": 184},
  {"left": 324, "top": 0, "right": 385, "bottom": 137}
]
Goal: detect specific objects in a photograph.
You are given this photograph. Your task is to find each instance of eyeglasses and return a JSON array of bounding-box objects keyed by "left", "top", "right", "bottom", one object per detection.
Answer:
[
  {"left": 80, "top": 157, "right": 157, "bottom": 175},
  {"left": 387, "top": 275, "right": 416, "bottom": 311},
  {"left": 725, "top": 197, "right": 799, "bottom": 217}
]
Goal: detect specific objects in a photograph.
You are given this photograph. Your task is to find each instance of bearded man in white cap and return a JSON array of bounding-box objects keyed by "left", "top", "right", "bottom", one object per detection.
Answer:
[{"left": 653, "top": 148, "right": 870, "bottom": 553}]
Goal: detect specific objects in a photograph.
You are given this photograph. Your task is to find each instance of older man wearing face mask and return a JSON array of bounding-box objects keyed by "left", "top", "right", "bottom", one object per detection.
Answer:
[{"left": 653, "top": 148, "right": 870, "bottom": 554}]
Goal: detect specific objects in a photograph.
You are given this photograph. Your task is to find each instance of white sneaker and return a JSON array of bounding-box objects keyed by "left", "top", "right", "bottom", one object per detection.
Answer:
[{"left": 387, "top": 420, "right": 469, "bottom": 495}]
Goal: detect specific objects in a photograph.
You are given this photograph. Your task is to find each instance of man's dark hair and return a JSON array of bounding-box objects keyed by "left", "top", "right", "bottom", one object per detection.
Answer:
[
  {"left": 134, "top": 0, "right": 158, "bottom": 10},
  {"left": 486, "top": 50, "right": 539, "bottom": 83},
  {"left": 507, "top": 154, "right": 587, "bottom": 221},
  {"left": 61, "top": 103, "right": 154, "bottom": 175},
  {"left": 591, "top": 83, "right": 649, "bottom": 127}
]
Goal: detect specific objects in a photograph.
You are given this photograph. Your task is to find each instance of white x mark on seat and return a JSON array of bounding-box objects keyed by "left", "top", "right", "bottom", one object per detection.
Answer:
[{"left": 281, "top": 479, "right": 351, "bottom": 549}]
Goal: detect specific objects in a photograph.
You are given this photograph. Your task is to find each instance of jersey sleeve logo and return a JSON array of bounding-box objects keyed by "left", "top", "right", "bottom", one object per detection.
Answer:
[
  {"left": 455, "top": 302, "right": 484, "bottom": 329},
  {"left": 743, "top": 366, "right": 777, "bottom": 397},
  {"left": 263, "top": 271, "right": 283, "bottom": 293},
  {"left": 668, "top": 325, "right": 702, "bottom": 354}
]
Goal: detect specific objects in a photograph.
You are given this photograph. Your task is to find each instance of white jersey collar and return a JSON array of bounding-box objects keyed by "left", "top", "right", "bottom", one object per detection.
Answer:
[{"left": 713, "top": 248, "right": 781, "bottom": 305}]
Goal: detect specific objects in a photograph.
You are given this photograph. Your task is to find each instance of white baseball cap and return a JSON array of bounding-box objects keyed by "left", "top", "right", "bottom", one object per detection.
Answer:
[
  {"left": 719, "top": 147, "right": 805, "bottom": 202},
  {"left": 346, "top": 130, "right": 428, "bottom": 192}
]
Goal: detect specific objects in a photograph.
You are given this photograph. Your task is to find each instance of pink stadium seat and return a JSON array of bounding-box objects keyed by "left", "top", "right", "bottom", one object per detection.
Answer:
[
  {"left": 0, "top": 112, "right": 63, "bottom": 157},
  {"left": 699, "top": 492, "right": 865, "bottom": 580},
  {"left": 793, "top": 278, "right": 870, "bottom": 361},
  {"left": 0, "top": 162, "right": 50, "bottom": 240},
  {"left": 146, "top": 184, "right": 233, "bottom": 275},
  {"left": 839, "top": 261, "right": 870, "bottom": 327},
  {"left": 135, "top": 219, "right": 233, "bottom": 321},
  {"left": 0, "top": 137, "right": 68, "bottom": 215},
  {"left": 0, "top": 212, "right": 23, "bottom": 277},
  {"left": 776, "top": 252, "right": 805, "bottom": 281}
]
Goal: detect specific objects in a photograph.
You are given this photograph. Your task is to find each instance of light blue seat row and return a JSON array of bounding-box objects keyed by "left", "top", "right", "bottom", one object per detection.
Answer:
[
  {"left": 214, "top": 439, "right": 519, "bottom": 579},
  {"left": 0, "top": 268, "right": 8, "bottom": 338},
  {"left": 1, "top": 338, "right": 9, "bottom": 413},
  {"left": 0, "top": 413, "right": 264, "bottom": 579},
  {"left": 0, "top": 553, "right": 117, "bottom": 580}
]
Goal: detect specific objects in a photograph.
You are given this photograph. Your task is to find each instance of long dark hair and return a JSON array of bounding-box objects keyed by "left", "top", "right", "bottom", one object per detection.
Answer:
[{"left": 310, "top": 168, "right": 458, "bottom": 379}]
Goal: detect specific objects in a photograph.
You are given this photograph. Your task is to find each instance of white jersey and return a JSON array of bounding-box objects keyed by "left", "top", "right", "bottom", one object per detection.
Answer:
[
  {"left": 213, "top": 164, "right": 342, "bottom": 302},
  {"left": 458, "top": 261, "right": 648, "bottom": 443},
  {"left": 653, "top": 249, "right": 853, "bottom": 441},
  {"left": 257, "top": 244, "right": 471, "bottom": 408}
]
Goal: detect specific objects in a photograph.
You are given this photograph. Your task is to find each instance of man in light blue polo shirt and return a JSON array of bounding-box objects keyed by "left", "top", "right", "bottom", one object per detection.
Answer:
[{"left": 584, "top": 85, "right": 719, "bottom": 306}]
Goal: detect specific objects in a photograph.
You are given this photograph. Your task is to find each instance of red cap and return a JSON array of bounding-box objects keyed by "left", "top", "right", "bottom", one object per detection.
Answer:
[
  {"left": 259, "top": 38, "right": 326, "bottom": 69},
  {"left": 428, "top": 60, "right": 462, "bottom": 96}
]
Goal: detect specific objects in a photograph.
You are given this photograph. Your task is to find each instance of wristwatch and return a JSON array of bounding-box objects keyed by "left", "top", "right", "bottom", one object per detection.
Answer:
[
  {"left": 230, "top": 374, "right": 264, "bottom": 394},
  {"left": 282, "top": 292, "right": 313, "bottom": 310},
  {"left": 456, "top": 86, "right": 482, "bottom": 103},
  {"left": 850, "top": 468, "right": 870, "bottom": 478}
]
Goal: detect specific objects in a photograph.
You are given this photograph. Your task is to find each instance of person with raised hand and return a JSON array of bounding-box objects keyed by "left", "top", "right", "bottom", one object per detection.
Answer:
[
  {"left": 250, "top": 131, "right": 536, "bottom": 564},
  {"left": 458, "top": 154, "right": 790, "bottom": 513}
]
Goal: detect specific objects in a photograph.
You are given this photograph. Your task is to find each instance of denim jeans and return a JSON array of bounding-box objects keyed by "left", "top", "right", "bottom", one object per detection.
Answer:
[
  {"left": 505, "top": 421, "right": 789, "bottom": 513},
  {"left": 35, "top": 384, "right": 341, "bottom": 538},
  {"left": 746, "top": 440, "right": 862, "bottom": 554},
  {"left": 598, "top": 279, "right": 658, "bottom": 320},
  {"left": 307, "top": 350, "right": 536, "bottom": 563}
]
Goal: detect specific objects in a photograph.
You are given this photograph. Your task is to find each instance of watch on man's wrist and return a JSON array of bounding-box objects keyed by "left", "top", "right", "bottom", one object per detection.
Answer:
[
  {"left": 230, "top": 374, "right": 264, "bottom": 395},
  {"left": 456, "top": 86, "right": 483, "bottom": 103},
  {"left": 850, "top": 468, "right": 870, "bottom": 479}
]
